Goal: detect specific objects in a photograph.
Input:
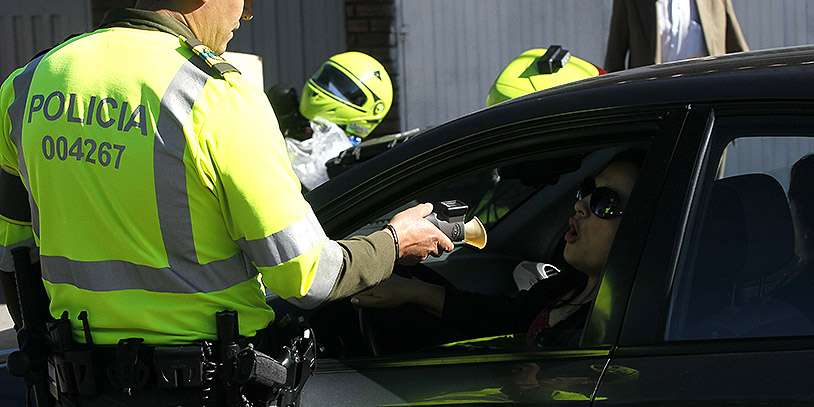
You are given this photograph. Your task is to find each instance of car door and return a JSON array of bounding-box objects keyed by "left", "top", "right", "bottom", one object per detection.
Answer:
[
  {"left": 302, "top": 105, "right": 686, "bottom": 406},
  {"left": 595, "top": 104, "right": 814, "bottom": 405}
]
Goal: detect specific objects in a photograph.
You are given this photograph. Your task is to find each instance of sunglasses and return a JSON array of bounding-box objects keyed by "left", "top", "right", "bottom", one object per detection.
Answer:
[{"left": 576, "top": 177, "right": 625, "bottom": 219}]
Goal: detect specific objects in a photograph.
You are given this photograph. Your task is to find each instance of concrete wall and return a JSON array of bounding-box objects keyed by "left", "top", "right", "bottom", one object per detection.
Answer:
[
  {"left": 5, "top": 1, "right": 814, "bottom": 138},
  {"left": 228, "top": 0, "right": 347, "bottom": 93},
  {"left": 0, "top": 0, "right": 93, "bottom": 82},
  {"left": 397, "top": 0, "right": 613, "bottom": 131},
  {"left": 396, "top": 0, "right": 814, "bottom": 131}
]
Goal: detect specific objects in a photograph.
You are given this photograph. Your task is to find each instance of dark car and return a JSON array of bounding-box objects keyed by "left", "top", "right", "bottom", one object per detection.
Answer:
[
  {"left": 4, "top": 46, "right": 814, "bottom": 406},
  {"left": 299, "top": 46, "right": 814, "bottom": 405}
]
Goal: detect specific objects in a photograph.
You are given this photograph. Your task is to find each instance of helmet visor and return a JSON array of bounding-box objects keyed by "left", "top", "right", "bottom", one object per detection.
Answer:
[{"left": 312, "top": 64, "right": 368, "bottom": 107}]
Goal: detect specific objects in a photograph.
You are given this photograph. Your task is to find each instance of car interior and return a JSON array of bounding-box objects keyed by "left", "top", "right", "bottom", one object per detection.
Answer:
[
  {"left": 300, "top": 145, "right": 646, "bottom": 359},
  {"left": 669, "top": 137, "right": 814, "bottom": 341}
]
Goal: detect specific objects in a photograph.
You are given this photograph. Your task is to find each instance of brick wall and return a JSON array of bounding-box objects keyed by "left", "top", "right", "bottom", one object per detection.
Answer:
[{"left": 345, "top": 0, "right": 401, "bottom": 136}]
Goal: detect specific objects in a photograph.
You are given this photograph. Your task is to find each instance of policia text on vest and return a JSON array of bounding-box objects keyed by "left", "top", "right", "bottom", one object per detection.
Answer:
[
  {"left": 27, "top": 92, "right": 141, "bottom": 170},
  {"left": 28, "top": 91, "right": 147, "bottom": 136}
]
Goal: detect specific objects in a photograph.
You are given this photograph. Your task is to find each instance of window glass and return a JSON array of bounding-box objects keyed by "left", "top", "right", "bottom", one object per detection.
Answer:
[
  {"left": 349, "top": 166, "right": 539, "bottom": 238},
  {"left": 311, "top": 145, "right": 650, "bottom": 359},
  {"left": 667, "top": 136, "right": 814, "bottom": 341}
]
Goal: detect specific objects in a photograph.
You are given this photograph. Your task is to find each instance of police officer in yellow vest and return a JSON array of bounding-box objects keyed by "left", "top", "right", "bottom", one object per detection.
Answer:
[{"left": 0, "top": 0, "right": 453, "bottom": 405}]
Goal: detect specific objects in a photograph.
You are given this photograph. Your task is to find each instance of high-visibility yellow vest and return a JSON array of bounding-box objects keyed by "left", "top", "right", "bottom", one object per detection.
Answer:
[
  {"left": 0, "top": 217, "right": 34, "bottom": 271},
  {"left": 0, "top": 23, "right": 342, "bottom": 345}
]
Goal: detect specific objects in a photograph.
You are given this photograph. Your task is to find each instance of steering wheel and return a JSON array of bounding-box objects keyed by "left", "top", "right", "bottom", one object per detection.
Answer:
[{"left": 356, "top": 263, "right": 456, "bottom": 357}]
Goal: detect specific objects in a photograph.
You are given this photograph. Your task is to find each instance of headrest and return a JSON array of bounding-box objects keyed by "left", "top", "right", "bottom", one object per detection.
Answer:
[{"left": 697, "top": 174, "right": 794, "bottom": 282}]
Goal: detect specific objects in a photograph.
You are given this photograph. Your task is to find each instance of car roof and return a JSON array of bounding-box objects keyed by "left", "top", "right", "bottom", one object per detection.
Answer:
[
  {"left": 310, "top": 45, "right": 814, "bottom": 212},
  {"left": 476, "top": 45, "right": 814, "bottom": 126}
]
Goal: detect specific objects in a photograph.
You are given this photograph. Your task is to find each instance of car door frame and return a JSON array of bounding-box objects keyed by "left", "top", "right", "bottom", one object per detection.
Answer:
[
  {"left": 305, "top": 104, "right": 689, "bottom": 405},
  {"left": 601, "top": 102, "right": 814, "bottom": 405},
  {"left": 619, "top": 101, "right": 814, "bottom": 347}
]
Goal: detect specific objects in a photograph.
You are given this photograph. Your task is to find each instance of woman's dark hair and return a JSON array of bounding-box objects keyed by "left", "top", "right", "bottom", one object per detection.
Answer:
[{"left": 789, "top": 154, "right": 814, "bottom": 253}]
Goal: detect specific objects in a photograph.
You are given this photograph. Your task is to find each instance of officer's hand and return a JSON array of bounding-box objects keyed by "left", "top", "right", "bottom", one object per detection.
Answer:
[
  {"left": 387, "top": 203, "right": 454, "bottom": 265},
  {"left": 351, "top": 274, "right": 422, "bottom": 308}
]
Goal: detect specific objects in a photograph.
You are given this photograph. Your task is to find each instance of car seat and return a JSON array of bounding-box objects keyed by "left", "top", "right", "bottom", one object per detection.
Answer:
[{"left": 677, "top": 173, "right": 803, "bottom": 339}]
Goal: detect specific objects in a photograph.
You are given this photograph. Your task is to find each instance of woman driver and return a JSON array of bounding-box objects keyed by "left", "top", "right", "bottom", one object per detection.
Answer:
[{"left": 351, "top": 149, "right": 644, "bottom": 348}]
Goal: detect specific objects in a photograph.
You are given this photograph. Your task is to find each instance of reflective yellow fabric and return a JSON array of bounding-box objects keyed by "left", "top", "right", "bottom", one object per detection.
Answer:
[
  {"left": 42, "top": 277, "right": 271, "bottom": 344},
  {"left": 0, "top": 23, "right": 339, "bottom": 344},
  {"left": 0, "top": 67, "right": 24, "bottom": 173},
  {"left": 0, "top": 217, "right": 35, "bottom": 272},
  {"left": 0, "top": 69, "right": 35, "bottom": 271},
  {"left": 258, "top": 242, "right": 322, "bottom": 300}
]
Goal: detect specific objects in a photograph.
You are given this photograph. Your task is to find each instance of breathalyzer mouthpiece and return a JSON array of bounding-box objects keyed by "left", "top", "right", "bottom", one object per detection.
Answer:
[{"left": 424, "top": 200, "right": 487, "bottom": 250}]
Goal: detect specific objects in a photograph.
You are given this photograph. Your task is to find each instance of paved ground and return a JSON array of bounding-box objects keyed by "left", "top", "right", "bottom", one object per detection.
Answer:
[
  {"left": 0, "top": 305, "right": 17, "bottom": 352},
  {"left": 0, "top": 289, "right": 26, "bottom": 405},
  {"left": 0, "top": 368, "right": 24, "bottom": 406},
  {"left": 0, "top": 274, "right": 18, "bottom": 353}
]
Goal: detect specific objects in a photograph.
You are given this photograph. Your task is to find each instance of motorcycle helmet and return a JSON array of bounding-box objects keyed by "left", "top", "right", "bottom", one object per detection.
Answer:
[
  {"left": 300, "top": 52, "right": 393, "bottom": 139},
  {"left": 486, "top": 45, "right": 605, "bottom": 107}
]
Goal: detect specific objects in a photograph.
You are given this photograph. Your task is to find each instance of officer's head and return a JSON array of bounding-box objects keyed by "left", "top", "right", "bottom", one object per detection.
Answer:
[{"left": 135, "top": 0, "right": 254, "bottom": 54}]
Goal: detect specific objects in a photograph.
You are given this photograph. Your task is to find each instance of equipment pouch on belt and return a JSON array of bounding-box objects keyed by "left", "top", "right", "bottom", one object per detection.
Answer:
[
  {"left": 217, "top": 310, "right": 317, "bottom": 407},
  {"left": 153, "top": 346, "right": 206, "bottom": 389}
]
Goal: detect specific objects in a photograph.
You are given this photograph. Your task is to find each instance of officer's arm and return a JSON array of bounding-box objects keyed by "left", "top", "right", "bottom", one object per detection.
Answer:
[
  {"left": 0, "top": 68, "right": 35, "bottom": 328},
  {"left": 0, "top": 180, "right": 31, "bottom": 329},
  {"left": 199, "top": 81, "right": 395, "bottom": 309},
  {"left": 0, "top": 212, "right": 31, "bottom": 328},
  {"left": 327, "top": 232, "right": 396, "bottom": 301}
]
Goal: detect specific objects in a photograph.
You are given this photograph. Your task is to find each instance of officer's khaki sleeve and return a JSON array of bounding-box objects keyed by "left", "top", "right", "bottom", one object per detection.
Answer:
[
  {"left": 0, "top": 68, "right": 36, "bottom": 273},
  {"left": 198, "top": 77, "right": 393, "bottom": 308},
  {"left": 328, "top": 230, "right": 395, "bottom": 301}
]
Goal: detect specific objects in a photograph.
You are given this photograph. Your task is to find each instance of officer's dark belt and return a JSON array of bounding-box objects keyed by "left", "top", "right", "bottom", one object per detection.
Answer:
[
  {"left": 54, "top": 344, "right": 209, "bottom": 393},
  {"left": 41, "top": 310, "right": 315, "bottom": 407},
  {"left": 45, "top": 316, "right": 220, "bottom": 399}
]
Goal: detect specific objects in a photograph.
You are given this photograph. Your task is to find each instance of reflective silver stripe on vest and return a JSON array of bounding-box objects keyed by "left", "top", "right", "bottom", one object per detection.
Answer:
[
  {"left": 154, "top": 60, "right": 209, "bottom": 269},
  {"left": 236, "top": 209, "right": 327, "bottom": 267},
  {"left": 0, "top": 239, "right": 37, "bottom": 272},
  {"left": 41, "top": 253, "right": 258, "bottom": 293},
  {"left": 237, "top": 207, "right": 342, "bottom": 309},
  {"left": 7, "top": 55, "right": 44, "bottom": 237},
  {"left": 284, "top": 239, "right": 343, "bottom": 310}
]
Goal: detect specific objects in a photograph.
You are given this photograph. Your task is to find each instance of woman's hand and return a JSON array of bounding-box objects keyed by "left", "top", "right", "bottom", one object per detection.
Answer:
[
  {"left": 351, "top": 274, "right": 422, "bottom": 308},
  {"left": 352, "top": 274, "right": 447, "bottom": 318}
]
